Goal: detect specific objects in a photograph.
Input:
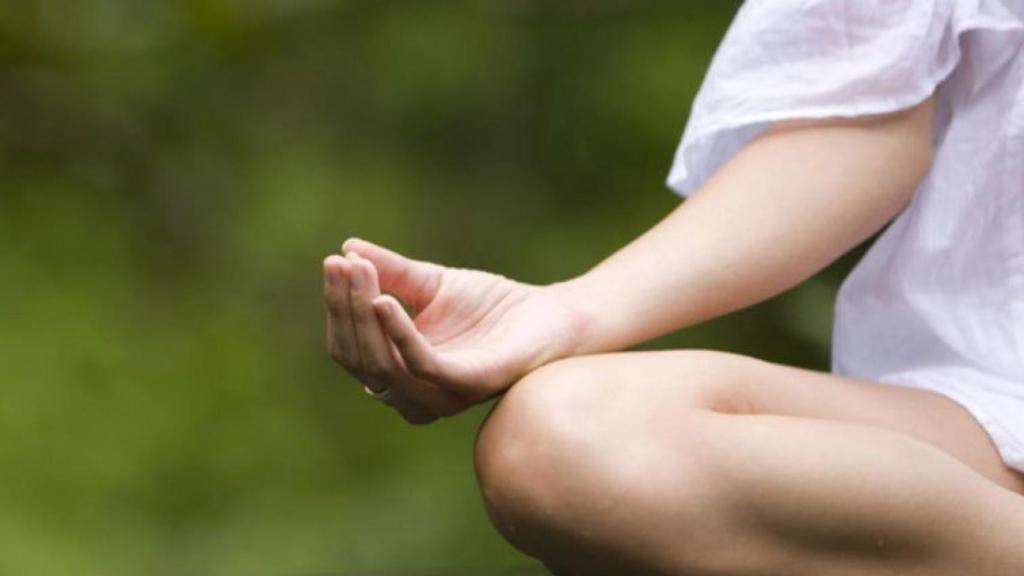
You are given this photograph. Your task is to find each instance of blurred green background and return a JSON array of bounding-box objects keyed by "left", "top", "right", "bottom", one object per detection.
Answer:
[{"left": 0, "top": 1, "right": 855, "bottom": 574}]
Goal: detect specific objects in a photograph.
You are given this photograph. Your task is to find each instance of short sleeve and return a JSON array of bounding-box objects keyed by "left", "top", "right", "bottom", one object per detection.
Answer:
[{"left": 666, "top": 0, "right": 1024, "bottom": 197}]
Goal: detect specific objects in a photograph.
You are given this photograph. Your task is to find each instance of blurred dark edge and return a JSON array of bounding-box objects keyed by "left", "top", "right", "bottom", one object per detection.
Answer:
[{"left": 299, "top": 565, "right": 548, "bottom": 569}]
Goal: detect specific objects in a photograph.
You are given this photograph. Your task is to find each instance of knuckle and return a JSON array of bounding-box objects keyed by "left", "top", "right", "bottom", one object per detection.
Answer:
[
  {"left": 402, "top": 410, "right": 438, "bottom": 426},
  {"left": 325, "top": 296, "right": 346, "bottom": 317},
  {"left": 393, "top": 397, "right": 438, "bottom": 426},
  {"left": 406, "top": 387, "right": 466, "bottom": 418},
  {"left": 434, "top": 400, "right": 463, "bottom": 418}
]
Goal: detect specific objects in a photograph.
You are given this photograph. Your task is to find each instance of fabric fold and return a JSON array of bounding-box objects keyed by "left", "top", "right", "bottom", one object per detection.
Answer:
[{"left": 666, "top": 0, "right": 1024, "bottom": 197}]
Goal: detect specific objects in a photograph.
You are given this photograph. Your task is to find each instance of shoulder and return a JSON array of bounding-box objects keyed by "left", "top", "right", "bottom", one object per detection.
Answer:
[{"left": 667, "top": 0, "right": 1024, "bottom": 197}]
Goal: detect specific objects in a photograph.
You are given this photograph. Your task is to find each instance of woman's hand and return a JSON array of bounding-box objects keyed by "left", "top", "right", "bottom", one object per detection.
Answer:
[{"left": 323, "top": 238, "right": 588, "bottom": 424}]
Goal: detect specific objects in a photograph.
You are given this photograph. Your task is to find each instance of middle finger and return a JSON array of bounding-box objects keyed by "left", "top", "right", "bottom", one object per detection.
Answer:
[{"left": 347, "top": 252, "right": 402, "bottom": 382}]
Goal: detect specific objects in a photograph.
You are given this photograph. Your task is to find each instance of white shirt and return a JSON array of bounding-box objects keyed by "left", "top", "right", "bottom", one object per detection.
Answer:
[{"left": 667, "top": 0, "right": 1024, "bottom": 472}]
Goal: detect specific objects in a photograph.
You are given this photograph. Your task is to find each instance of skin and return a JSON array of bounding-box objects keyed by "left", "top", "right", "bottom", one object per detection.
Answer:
[{"left": 323, "top": 96, "right": 1024, "bottom": 574}]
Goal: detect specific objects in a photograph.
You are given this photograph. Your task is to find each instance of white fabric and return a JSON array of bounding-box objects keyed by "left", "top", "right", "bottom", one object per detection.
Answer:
[{"left": 667, "top": 0, "right": 1024, "bottom": 472}]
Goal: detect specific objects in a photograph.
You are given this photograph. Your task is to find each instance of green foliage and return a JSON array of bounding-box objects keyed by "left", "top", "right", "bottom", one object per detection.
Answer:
[{"left": 0, "top": 2, "right": 853, "bottom": 574}]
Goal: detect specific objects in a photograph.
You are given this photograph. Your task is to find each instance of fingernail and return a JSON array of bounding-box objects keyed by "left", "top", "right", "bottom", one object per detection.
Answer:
[
  {"left": 342, "top": 237, "right": 359, "bottom": 254},
  {"left": 323, "top": 257, "right": 341, "bottom": 285}
]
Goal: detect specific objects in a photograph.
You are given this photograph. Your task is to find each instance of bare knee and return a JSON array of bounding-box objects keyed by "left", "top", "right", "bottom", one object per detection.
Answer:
[
  {"left": 473, "top": 353, "right": 745, "bottom": 573},
  {"left": 473, "top": 358, "right": 606, "bottom": 555}
]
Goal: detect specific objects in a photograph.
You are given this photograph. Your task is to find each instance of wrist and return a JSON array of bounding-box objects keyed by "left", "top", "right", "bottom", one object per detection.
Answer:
[{"left": 543, "top": 276, "right": 605, "bottom": 357}]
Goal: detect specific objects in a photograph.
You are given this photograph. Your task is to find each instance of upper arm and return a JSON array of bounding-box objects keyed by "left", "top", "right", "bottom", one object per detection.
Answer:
[
  {"left": 678, "top": 95, "right": 936, "bottom": 297},
  {"left": 755, "top": 96, "right": 935, "bottom": 233}
]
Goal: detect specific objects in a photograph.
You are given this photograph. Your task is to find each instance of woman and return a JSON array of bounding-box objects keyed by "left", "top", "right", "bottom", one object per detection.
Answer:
[{"left": 323, "top": 1, "right": 1024, "bottom": 574}]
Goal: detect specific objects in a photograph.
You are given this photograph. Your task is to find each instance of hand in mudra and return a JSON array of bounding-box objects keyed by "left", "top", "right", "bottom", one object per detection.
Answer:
[{"left": 323, "top": 238, "right": 585, "bottom": 424}]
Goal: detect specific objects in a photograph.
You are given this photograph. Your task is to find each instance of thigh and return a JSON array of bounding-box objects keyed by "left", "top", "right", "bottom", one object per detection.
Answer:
[
  {"left": 540, "top": 350, "right": 1024, "bottom": 495},
  {"left": 479, "top": 350, "right": 1024, "bottom": 575}
]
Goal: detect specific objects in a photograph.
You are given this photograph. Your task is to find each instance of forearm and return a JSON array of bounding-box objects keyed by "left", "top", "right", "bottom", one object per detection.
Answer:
[{"left": 554, "top": 100, "right": 934, "bottom": 355}]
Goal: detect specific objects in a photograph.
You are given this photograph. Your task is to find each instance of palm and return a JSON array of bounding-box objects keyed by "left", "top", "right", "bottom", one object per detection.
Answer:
[{"left": 412, "top": 268, "right": 580, "bottom": 390}]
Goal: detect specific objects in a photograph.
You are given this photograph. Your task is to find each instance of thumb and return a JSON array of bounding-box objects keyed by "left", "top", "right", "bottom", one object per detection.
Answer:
[{"left": 342, "top": 238, "right": 443, "bottom": 311}]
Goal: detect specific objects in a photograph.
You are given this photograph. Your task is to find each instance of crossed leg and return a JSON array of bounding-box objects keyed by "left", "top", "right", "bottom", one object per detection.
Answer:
[{"left": 474, "top": 351, "right": 1024, "bottom": 576}]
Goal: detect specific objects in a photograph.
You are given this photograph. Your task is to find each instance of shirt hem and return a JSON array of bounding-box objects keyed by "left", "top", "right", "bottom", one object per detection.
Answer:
[{"left": 871, "top": 371, "right": 1024, "bottom": 473}]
